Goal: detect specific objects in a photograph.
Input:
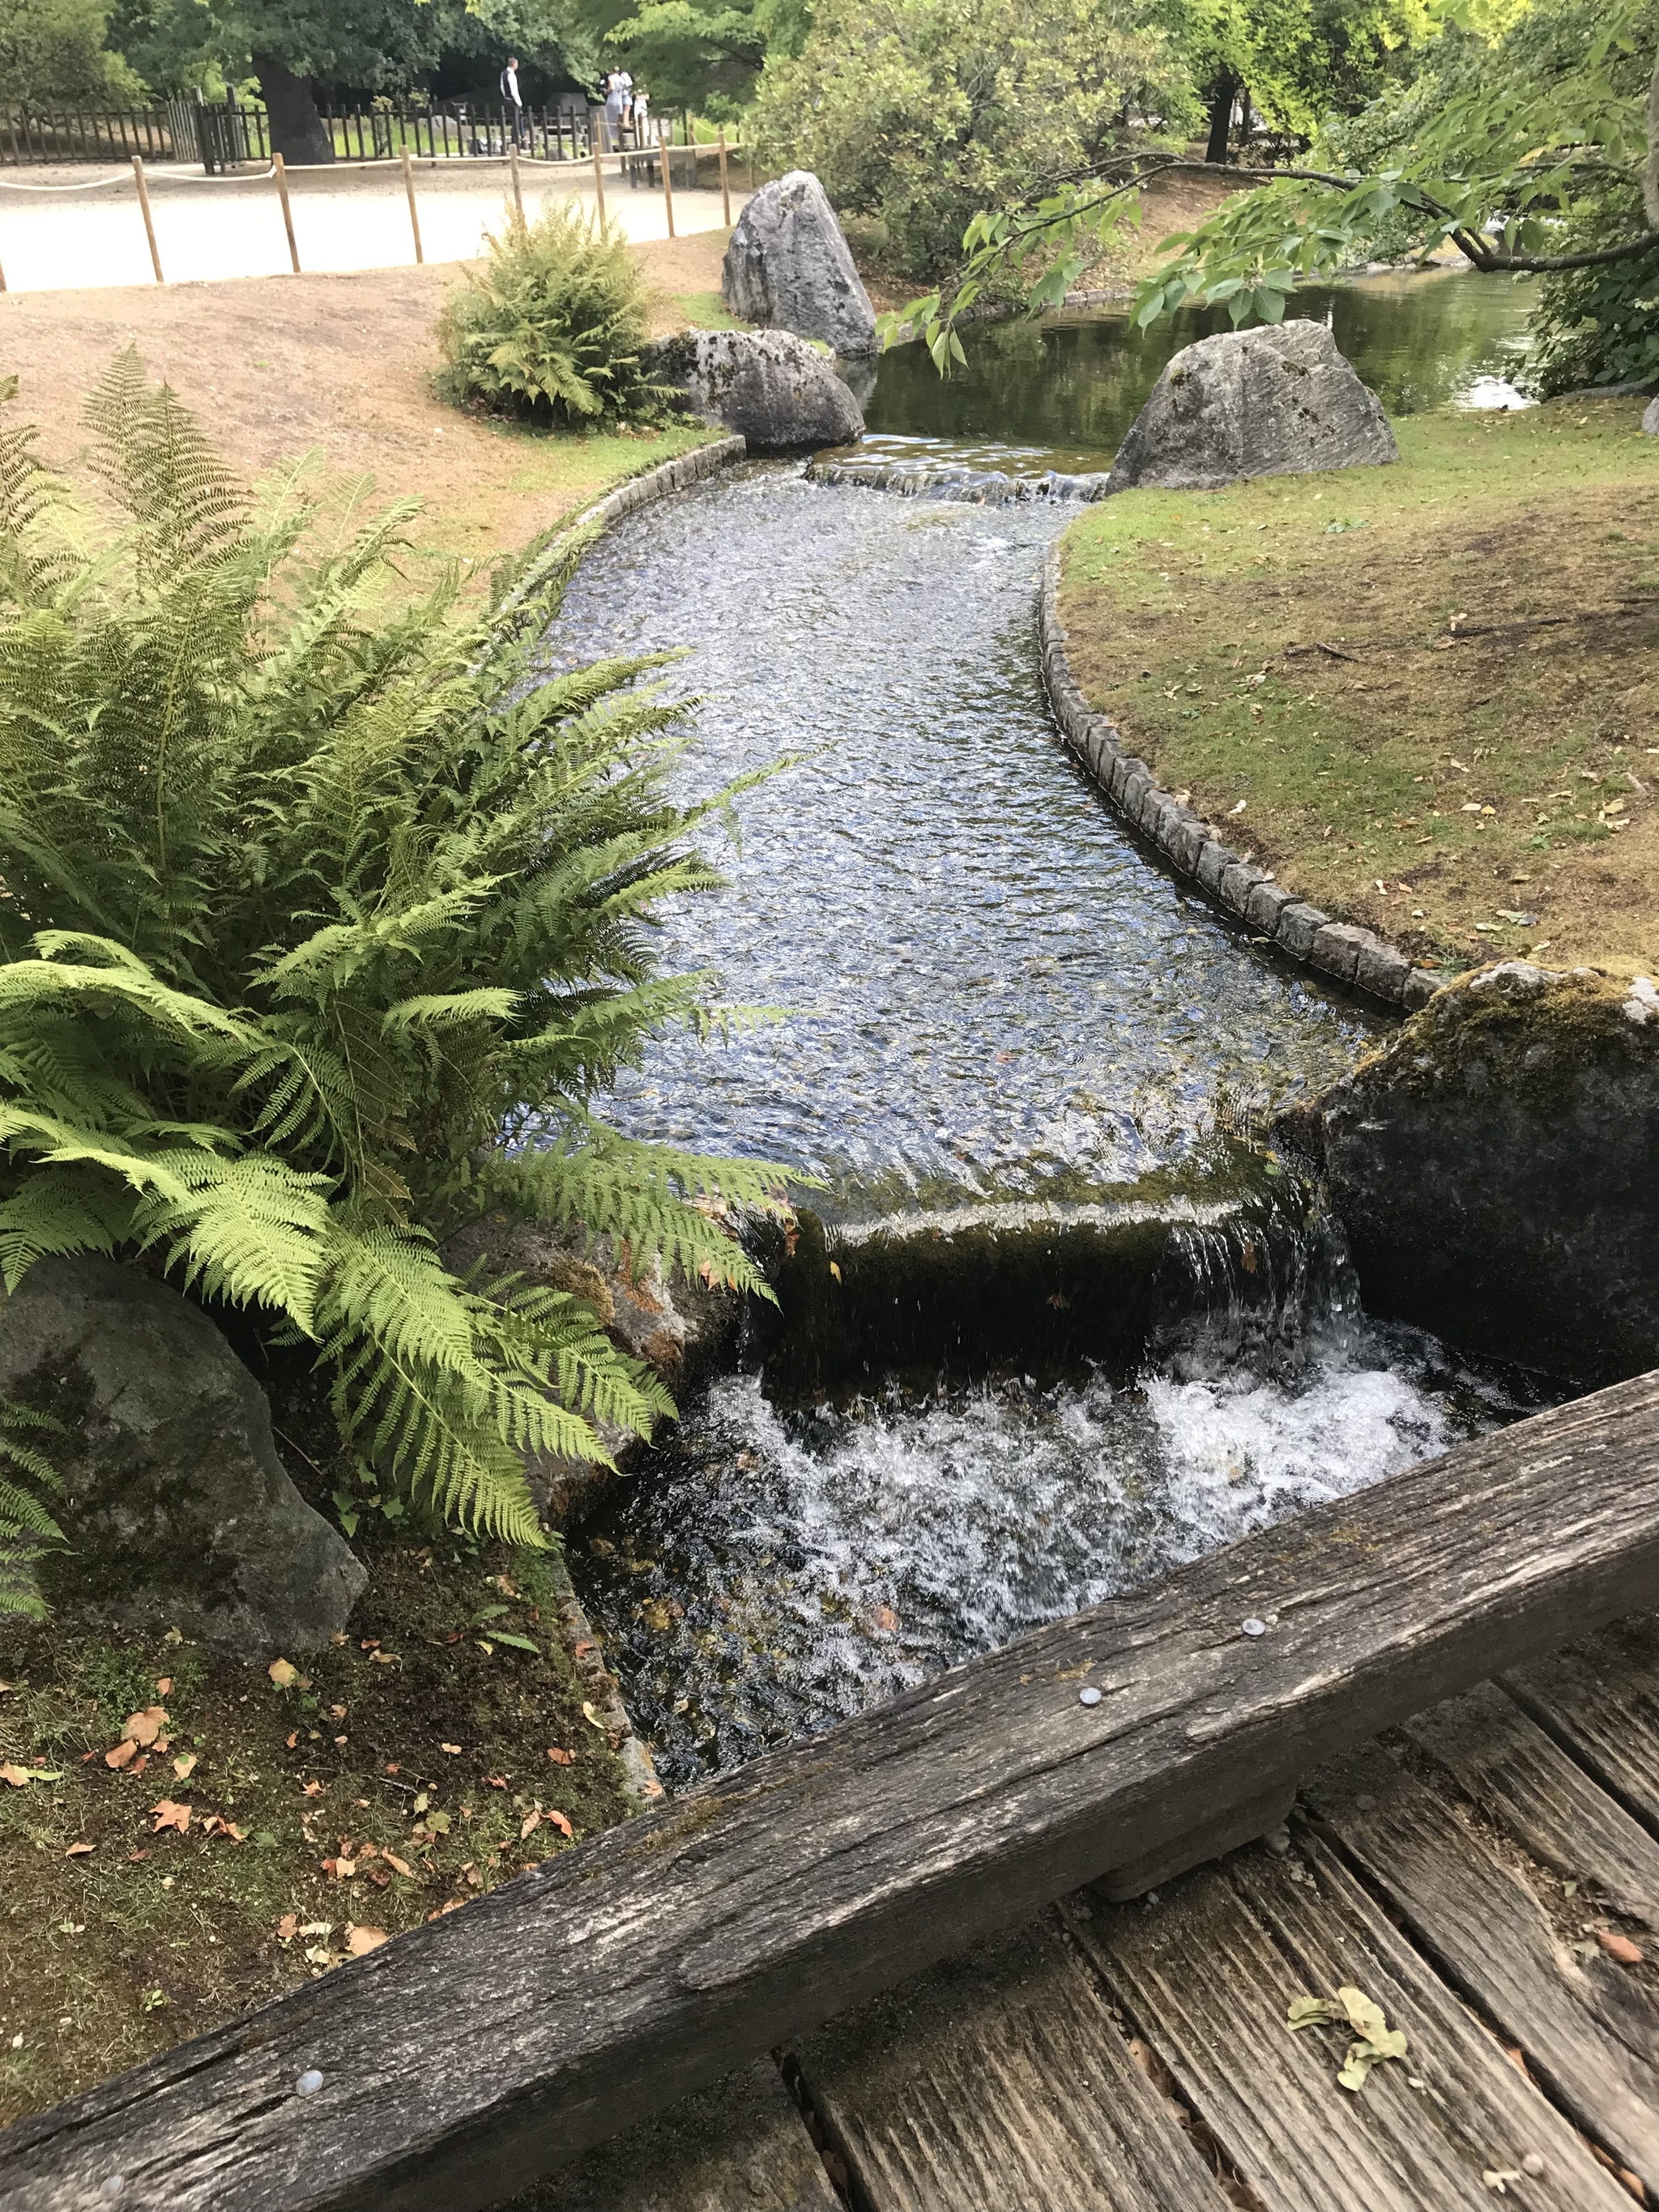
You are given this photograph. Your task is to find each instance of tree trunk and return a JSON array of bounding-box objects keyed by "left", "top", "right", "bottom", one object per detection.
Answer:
[
  {"left": 1204, "top": 74, "right": 1238, "bottom": 165},
  {"left": 254, "top": 53, "right": 335, "bottom": 166},
  {"left": 1645, "top": 36, "right": 1659, "bottom": 228}
]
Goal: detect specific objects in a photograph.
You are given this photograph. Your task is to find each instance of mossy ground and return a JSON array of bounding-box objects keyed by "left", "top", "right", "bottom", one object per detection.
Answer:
[
  {"left": 0, "top": 1526, "right": 633, "bottom": 2126},
  {"left": 1058, "top": 397, "right": 1659, "bottom": 976}
]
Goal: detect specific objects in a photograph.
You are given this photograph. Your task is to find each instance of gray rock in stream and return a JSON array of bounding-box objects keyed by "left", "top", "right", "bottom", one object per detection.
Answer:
[
  {"left": 0, "top": 1257, "right": 365, "bottom": 1650},
  {"left": 1106, "top": 320, "right": 1397, "bottom": 492},
  {"left": 1277, "top": 962, "right": 1659, "bottom": 1387},
  {"left": 648, "top": 330, "right": 864, "bottom": 452},
  {"left": 722, "top": 171, "right": 879, "bottom": 357}
]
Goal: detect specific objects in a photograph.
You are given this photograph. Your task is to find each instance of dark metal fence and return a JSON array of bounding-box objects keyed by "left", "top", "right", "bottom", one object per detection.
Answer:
[{"left": 0, "top": 96, "right": 600, "bottom": 169}]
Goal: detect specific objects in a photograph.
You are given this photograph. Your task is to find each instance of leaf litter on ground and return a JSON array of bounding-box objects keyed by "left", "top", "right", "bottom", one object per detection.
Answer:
[{"left": 1288, "top": 1984, "right": 1408, "bottom": 2091}]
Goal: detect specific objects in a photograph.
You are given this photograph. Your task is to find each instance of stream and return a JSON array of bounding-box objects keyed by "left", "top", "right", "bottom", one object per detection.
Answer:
[{"left": 550, "top": 272, "right": 1544, "bottom": 1786}]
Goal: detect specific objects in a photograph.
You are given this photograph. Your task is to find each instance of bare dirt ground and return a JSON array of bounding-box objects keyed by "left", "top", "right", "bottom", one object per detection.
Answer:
[{"left": 0, "top": 229, "right": 736, "bottom": 573}]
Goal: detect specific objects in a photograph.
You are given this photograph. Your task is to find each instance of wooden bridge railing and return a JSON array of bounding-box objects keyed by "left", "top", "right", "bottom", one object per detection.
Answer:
[{"left": 4, "top": 1370, "right": 1658, "bottom": 2212}]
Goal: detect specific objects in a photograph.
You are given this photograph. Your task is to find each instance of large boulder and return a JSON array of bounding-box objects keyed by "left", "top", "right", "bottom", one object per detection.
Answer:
[
  {"left": 0, "top": 1257, "right": 365, "bottom": 1650},
  {"left": 1106, "top": 320, "right": 1397, "bottom": 494},
  {"left": 1278, "top": 962, "right": 1659, "bottom": 1386},
  {"left": 649, "top": 330, "right": 864, "bottom": 453},
  {"left": 722, "top": 171, "right": 879, "bottom": 357}
]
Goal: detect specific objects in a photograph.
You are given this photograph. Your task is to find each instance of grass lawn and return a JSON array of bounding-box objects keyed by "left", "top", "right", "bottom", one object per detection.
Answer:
[
  {"left": 0, "top": 1524, "right": 633, "bottom": 2125},
  {"left": 1057, "top": 395, "right": 1659, "bottom": 978}
]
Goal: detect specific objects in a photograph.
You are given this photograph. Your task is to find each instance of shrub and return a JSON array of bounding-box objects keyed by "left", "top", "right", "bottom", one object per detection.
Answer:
[
  {"left": 0, "top": 353, "right": 791, "bottom": 1546},
  {"left": 0, "top": 1400, "right": 62, "bottom": 1620},
  {"left": 437, "top": 202, "right": 670, "bottom": 428},
  {"left": 749, "top": 0, "right": 1189, "bottom": 283}
]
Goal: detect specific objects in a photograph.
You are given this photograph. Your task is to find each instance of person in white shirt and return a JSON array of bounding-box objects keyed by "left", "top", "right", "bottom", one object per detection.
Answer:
[
  {"left": 500, "top": 56, "right": 524, "bottom": 145},
  {"left": 603, "top": 68, "right": 625, "bottom": 149}
]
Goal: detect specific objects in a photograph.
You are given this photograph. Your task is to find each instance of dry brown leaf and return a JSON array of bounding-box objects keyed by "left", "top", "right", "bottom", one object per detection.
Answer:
[
  {"left": 301, "top": 1780, "right": 325, "bottom": 1797},
  {"left": 155, "top": 1677, "right": 173, "bottom": 1696},
  {"left": 347, "top": 1925, "right": 389, "bottom": 1956},
  {"left": 382, "top": 1852, "right": 416, "bottom": 1878},
  {"left": 520, "top": 1810, "right": 540, "bottom": 1839},
  {"left": 1598, "top": 1929, "right": 1645, "bottom": 1967},
  {"left": 547, "top": 1810, "right": 574, "bottom": 1839},
  {"left": 104, "top": 1740, "right": 138, "bottom": 1771},
  {"left": 64, "top": 1841, "right": 95, "bottom": 1858},
  {"left": 546, "top": 1747, "right": 574, "bottom": 1766},
  {"left": 150, "top": 1799, "right": 191, "bottom": 1835},
  {"left": 277, "top": 1914, "right": 299, "bottom": 1941},
  {"left": 580, "top": 1703, "right": 606, "bottom": 1732},
  {"left": 122, "top": 1706, "right": 168, "bottom": 1746},
  {"left": 267, "top": 1659, "right": 299, "bottom": 1689},
  {"left": 439, "top": 1742, "right": 463, "bottom": 1755},
  {"left": 172, "top": 1752, "right": 197, "bottom": 1781}
]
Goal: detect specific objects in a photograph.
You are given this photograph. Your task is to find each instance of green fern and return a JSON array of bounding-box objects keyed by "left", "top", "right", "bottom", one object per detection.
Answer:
[
  {"left": 0, "top": 354, "right": 798, "bottom": 1545},
  {"left": 0, "top": 1399, "right": 65, "bottom": 1621}
]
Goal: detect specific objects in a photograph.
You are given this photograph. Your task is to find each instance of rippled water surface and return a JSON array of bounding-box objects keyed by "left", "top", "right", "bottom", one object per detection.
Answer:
[{"left": 543, "top": 469, "right": 1378, "bottom": 1213}]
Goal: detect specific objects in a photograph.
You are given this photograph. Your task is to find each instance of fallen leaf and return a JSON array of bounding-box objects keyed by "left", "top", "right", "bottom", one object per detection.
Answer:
[
  {"left": 126, "top": 1849, "right": 149, "bottom": 1863},
  {"left": 301, "top": 1780, "right": 325, "bottom": 1797},
  {"left": 486, "top": 1775, "right": 509, "bottom": 1790},
  {"left": 267, "top": 1659, "right": 299, "bottom": 1689},
  {"left": 150, "top": 1799, "right": 191, "bottom": 1835},
  {"left": 580, "top": 1703, "right": 607, "bottom": 1732},
  {"left": 120, "top": 1707, "right": 166, "bottom": 1745},
  {"left": 547, "top": 1809, "right": 574, "bottom": 1839},
  {"left": 1598, "top": 1929, "right": 1645, "bottom": 1966},
  {"left": 64, "top": 1842, "right": 95, "bottom": 1858},
  {"left": 347, "top": 1925, "right": 389, "bottom": 1956},
  {"left": 382, "top": 1852, "right": 416, "bottom": 1879},
  {"left": 104, "top": 1740, "right": 139, "bottom": 1771},
  {"left": 155, "top": 1677, "right": 173, "bottom": 1696},
  {"left": 2, "top": 1762, "right": 61, "bottom": 1787},
  {"left": 277, "top": 1914, "right": 299, "bottom": 1941},
  {"left": 546, "top": 1748, "right": 574, "bottom": 1766},
  {"left": 439, "top": 1742, "right": 463, "bottom": 1756},
  {"left": 172, "top": 1753, "right": 198, "bottom": 1782},
  {"left": 520, "top": 1810, "right": 541, "bottom": 1839},
  {"left": 369, "top": 1651, "right": 398, "bottom": 1665},
  {"left": 285, "top": 1731, "right": 299, "bottom": 1750},
  {"left": 383, "top": 1762, "right": 401, "bottom": 1775}
]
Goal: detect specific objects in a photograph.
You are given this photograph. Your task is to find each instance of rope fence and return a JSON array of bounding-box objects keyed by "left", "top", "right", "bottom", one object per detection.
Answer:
[{"left": 0, "top": 130, "right": 754, "bottom": 292}]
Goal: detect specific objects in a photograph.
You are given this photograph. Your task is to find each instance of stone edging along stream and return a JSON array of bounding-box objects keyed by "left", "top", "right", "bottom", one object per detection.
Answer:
[{"left": 1038, "top": 542, "right": 1442, "bottom": 1013}]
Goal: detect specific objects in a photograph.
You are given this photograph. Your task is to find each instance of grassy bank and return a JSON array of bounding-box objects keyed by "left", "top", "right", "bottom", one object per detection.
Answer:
[
  {"left": 0, "top": 1530, "right": 632, "bottom": 2124},
  {"left": 1057, "top": 396, "right": 1659, "bottom": 976}
]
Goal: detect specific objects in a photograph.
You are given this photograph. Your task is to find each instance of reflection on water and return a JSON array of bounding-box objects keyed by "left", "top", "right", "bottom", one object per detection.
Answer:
[
  {"left": 858, "top": 270, "right": 1537, "bottom": 477},
  {"left": 539, "top": 471, "right": 1378, "bottom": 1216}
]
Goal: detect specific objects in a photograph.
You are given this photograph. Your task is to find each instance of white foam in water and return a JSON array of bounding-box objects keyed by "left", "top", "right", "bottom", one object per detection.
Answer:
[{"left": 578, "top": 1317, "right": 1497, "bottom": 1785}]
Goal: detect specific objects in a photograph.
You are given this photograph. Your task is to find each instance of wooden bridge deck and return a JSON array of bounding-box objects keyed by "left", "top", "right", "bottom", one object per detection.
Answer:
[{"left": 524, "top": 1611, "right": 1659, "bottom": 2212}]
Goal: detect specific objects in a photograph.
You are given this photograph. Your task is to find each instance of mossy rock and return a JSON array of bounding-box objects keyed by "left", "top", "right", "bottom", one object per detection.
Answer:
[{"left": 1284, "top": 961, "right": 1659, "bottom": 1385}]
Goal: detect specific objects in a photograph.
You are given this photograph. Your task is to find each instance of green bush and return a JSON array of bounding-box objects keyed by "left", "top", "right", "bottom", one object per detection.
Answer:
[
  {"left": 0, "top": 352, "right": 791, "bottom": 1547},
  {"left": 1528, "top": 186, "right": 1659, "bottom": 397},
  {"left": 437, "top": 202, "right": 670, "bottom": 428},
  {"left": 750, "top": 0, "right": 1190, "bottom": 283}
]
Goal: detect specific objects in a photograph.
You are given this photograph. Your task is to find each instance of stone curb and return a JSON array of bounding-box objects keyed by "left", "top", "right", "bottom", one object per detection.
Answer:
[
  {"left": 1038, "top": 542, "right": 1442, "bottom": 1015},
  {"left": 546, "top": 1547, "right": 666, "bottom": 1811}
]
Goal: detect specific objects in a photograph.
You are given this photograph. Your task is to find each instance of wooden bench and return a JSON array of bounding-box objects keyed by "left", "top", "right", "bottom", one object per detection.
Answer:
[{"left": 5, "top": 1370, "right": 1657, "bottom": 2212}]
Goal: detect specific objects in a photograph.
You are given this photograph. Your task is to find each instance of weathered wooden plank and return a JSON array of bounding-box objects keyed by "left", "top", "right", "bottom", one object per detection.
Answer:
[
  {"left": 499, "top": 2061, "right": 838, "bottom": 2212},
  {"left": 790, "top": 1916, "right": 1232, "bottom": 2212},
  {"left": 4, "top": 1371, "right": 1659, "bottom": 2212},
  {"left": 1504, "top": 1613, "right": 1659, "bottom": 1831},
  {"left": 1406, "top": 1679, "right": 1659, "bottom": 1926},
  {"left": 1067, "top": 1831, "right": 1633, "bottom": 2212},
  {"left": 1304, "top": 1738, "right": 1659, "bottom": 2195}
]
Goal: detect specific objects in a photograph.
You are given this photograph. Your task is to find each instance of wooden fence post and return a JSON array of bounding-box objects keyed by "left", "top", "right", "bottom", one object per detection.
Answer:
[
  {"left": 401, "top": 144, "right": 424, "bottom": 264},
  {"left": 717, "top": 123, "right": 731, "bottom": 228},
  {"left": 591, "top": 118, "right": 607, "bottom": 222},
  {"left": 273, "top": 151, "right": 300, "bottom": 272},
  {"left": 509, "top": 140, "right": 524, "bottom": 224},
  {"left": 131, "top": 155, "right": 164, "bottom": 282},
  {"left": 659, "top": 118, "right": 675, "bottom": 239}
]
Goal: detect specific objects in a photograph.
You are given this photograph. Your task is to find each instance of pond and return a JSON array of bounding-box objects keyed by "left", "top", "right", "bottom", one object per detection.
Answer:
[
  {"left": 853, "top": 267, "right": 1537, "bottom": 480},
  {"left": 548, "top": 271, "right": 1537, "bottom": 1785}
]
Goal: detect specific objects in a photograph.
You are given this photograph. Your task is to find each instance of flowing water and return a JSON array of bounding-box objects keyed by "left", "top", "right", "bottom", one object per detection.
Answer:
[{"left": 548, "top": 273, "right": 1543, "bottom": 1779}]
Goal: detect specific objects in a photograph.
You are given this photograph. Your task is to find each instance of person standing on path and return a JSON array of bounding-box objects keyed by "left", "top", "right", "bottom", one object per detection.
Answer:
[
  {"left": 501, "top": 55, "right": 525, "bottom": 145},
  {"left": 603, "top": 68, "right": 625, "bottom": 150}
]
